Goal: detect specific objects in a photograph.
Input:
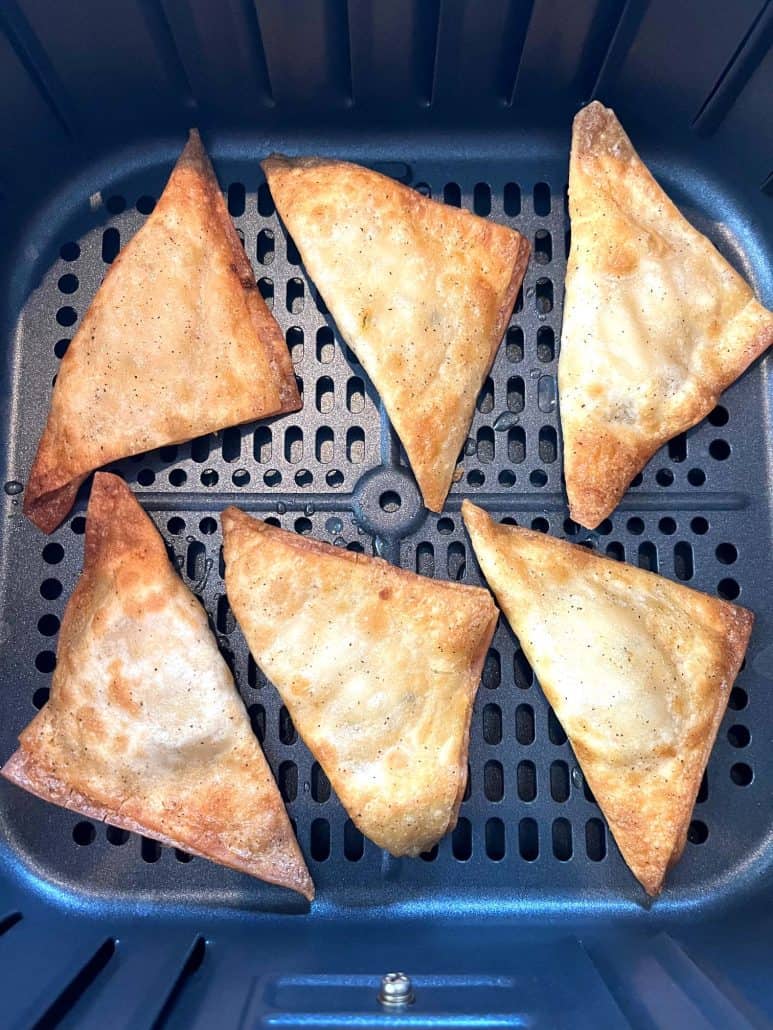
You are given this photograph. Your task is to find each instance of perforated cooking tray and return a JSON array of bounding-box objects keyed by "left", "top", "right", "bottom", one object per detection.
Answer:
[{"left": 0, "top": 1, "right": 772, "bottom": 1027}]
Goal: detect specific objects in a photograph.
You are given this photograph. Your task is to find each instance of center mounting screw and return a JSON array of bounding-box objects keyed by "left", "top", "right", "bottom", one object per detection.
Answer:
[{"left": 378, "top": 971, "right": 415, "bottom": 1008}]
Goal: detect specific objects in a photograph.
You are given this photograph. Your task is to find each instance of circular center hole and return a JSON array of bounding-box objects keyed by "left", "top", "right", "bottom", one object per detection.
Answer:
[{"left": 379, "top": 490, "right": 402, "bottom": 513}]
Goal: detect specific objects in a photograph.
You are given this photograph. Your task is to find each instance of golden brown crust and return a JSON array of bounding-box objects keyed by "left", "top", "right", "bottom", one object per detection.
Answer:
[
  {"left": 262, "top": 154, "right": 530, "bottom": 511},
  {"left": 559, "top": 102, "right": 773, "bottom": 529},
  {"left": 1, "top": 747, "right": 312, "bottom": 896},
  {"left": 180, "top": 133, "right": 299, "bottom": 416},
  {"left": 222, "top": 507, "right": 499, "bottom": 856},
  {"left": 25, "top": 130, "right": 300, "bottom": 534},
  {"left": 221, "top": 505, "right": 498, "bottom": 603},
  {"left": 562, "top": 430, "right": 645, "bottom": 532},
  {"left": 462, "top": 500, "right": 754, "bottom": 895},
  {"left": 4, "top": 473, "right": 313, "bottom": 900}
]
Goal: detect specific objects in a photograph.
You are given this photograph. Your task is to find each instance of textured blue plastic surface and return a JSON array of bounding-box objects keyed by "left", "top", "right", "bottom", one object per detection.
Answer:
[{"left": 0, "top": 1, "right": 771, "bottom": 1026}]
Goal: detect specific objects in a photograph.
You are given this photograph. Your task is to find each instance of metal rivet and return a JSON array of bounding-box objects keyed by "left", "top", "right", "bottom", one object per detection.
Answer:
[{"left": 378, "top": 972, "right": 415, "bottom": 1008}]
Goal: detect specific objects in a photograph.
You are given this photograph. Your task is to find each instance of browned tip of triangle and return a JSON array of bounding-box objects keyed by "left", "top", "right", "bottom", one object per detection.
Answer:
[
  {"left": 23, "top": 469, "right": 85, "bottom": 535},
  {"left": 568, "top": 487, "right": 624, "bottom": 533},
  {"left": 175, "top": 127, "right": 213, "bottom": 176},
  {"left": 418, "top": 477, "right": 447, "bottom": 514},
  {"left": 261, "top": 154, "right": 292, "bottom": 197},
  {"left": 613, "top": 824, "right": 673, "bottom": 897},
  {"left": 223, "top": 507, "right": 374, "bottom": 573},
  {"left": 565, "top": 426, "right": 650, "bottom": 529},
  {"left": 461, "top": 499, "right": 491, "bottom": 536},
  {"left": 84, "top": 473, "right": 165, "bottom": 568},
  {"left": 261, "top": 152, "right": 290, "bottom": 174},
  {"left": 572, "top": 101, "right": 633, "bottom": 162},
  {"left": 221, "top": 507, "right": 270, "bottom": 571},
  {"left": 260, "top": 155, "right": 302, "bottom": 214},
  {"left": 87, "top": 471, "right": 150, "bottom": 531},
  {"left": 463, "top": 500, "right": 540, "bottom": 562},
  {"left": 262, "top": 153, "right": 313, "bottom": 180},
  {"left": 278, "top": 857, "right": 315, "bottom": 901},
  {"left": 261, "top": 154, "right": 330, "bottom": 216},
  {"left": 602, "top": 784, "right": 708, "bottom": 897},
  {"left": 262, "top": 841, "right": 314, "bottom": 901},
  {"left": 159, "top": 129, "right": 225, "bottom": 217},
  {"left": 221, "top": 504, "right": 261, "bottom": 539}
]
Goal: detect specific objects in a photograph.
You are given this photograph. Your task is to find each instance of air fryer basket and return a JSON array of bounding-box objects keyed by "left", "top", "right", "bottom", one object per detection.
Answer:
[{"left": 0, "top": 1, "right": 772, "bottom": 1027}]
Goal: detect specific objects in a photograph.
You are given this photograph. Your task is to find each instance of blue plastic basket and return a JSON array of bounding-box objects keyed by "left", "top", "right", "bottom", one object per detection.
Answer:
[{"left": 0, "top": 2, "right": 771, "bottom": 1026}]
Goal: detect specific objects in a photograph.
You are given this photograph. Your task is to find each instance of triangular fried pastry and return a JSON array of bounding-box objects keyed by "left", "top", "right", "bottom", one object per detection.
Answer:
[
  {"left": 262, "top": 155, "right": 530, "bottom": 511},
  {"left": 222, "top": 507, "right": 499, "bottom": 856},
  {"left": 462, "top": 500, "right": 753, "bottom": 895},
  {"left": 3, "top": 474, "right": 313, "bottom": 900},
  {"left": 25, "top": 130, "right": 300, "bottom": 533},
  {"left": 560, "top": 102, "right": 773, "bottom": 528}
]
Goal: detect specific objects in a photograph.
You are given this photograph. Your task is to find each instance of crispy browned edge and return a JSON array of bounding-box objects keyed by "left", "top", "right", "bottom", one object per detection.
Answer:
[
  {"left": 483, "top": 232, "right": 531, "bottom": 399},
  {"left": 6, "top": 473, "right": 314, "bottom": 901},
  {"left": 423, "top": 226, "right": 530, "bottom": 513},
  {"left": 565, "top": 103, "right": 773, "bottom": 529},
  {"left": 221, "top": 505, "right": 501, "bottom": 851},
  {"left": 262, "top": 154, "right": 531, "bottom": 513},
  {"left": 566, "top": 587, "right": 753, "bottom": 896},
  {"left": 567, "top": 318, "right": 773, "bottom": 531},
  {"left": 222, "top": 504, "right": 501, "bottom": 605},
  {"left": 196, "top": 134, "right": 299, "bottom": 419},
  {"left": 647, "top": 597, "right": 753, "bottom": 895},
  {"left": 444, "top": 587, "right": 499, "bottom": 841},
  {"left": 462, "top": 502, "right": 755, "bottom": 633},
  {"left": 566, "top": 430, "right": 650, "bottom": 532},
  {"left": 2, "top": 748, "right": 313, "bottom": 901},
  {"left": 24, "top": 130, "right": 300, "bottom": 535},
  {"left": 461, "top": 499, "right": 755, "bottom": 894}
]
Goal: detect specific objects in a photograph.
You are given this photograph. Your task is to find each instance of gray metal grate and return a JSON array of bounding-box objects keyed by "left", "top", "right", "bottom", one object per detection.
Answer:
[{"left": 0, "top": 147, "right": 764, "bottom": 912}]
